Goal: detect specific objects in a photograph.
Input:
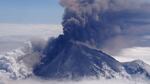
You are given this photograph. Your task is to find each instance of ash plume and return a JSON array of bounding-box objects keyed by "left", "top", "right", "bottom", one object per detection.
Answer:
[{"left": 60, "top": 0, "right": 150, "bottom": 47}]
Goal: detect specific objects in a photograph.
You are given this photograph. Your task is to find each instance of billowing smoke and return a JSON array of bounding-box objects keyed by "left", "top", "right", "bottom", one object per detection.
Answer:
[{"left": 60, "top": 0, "right": 150, "bottom": 47}]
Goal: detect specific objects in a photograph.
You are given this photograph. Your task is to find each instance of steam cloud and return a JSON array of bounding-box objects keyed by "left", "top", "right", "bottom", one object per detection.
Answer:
[{"left": 60, "top": 0, "right": 150, "bottom": 47}]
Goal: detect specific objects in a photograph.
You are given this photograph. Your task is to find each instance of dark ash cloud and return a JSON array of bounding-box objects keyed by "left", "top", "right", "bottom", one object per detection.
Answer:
[{"left": 60, "top": 0, "right": 150, "bottom": 47}]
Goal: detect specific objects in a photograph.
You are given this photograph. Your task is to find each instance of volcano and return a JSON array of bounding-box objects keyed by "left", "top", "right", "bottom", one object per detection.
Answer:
[
  {"left": 33, "top": 0, "right": 150, "bottom": 80},
  {"left": 33, "top": 35, "right": 129, "bottom": 79}
]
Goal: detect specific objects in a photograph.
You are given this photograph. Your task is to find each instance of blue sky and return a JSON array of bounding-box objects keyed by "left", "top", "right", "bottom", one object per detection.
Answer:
[
  {"left": 0, "top": 0, "right": 64, "bottom": 24},
  {"left": 0, "top": 0, "right": 150, "bottom": 24}
]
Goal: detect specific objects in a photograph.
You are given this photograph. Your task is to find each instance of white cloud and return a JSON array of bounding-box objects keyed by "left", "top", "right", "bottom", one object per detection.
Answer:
[
  {"left": 2, "top": 78, "right": 149, "bottom": 84},
  {"left": 114, "top": 47, "right": 150, "bottom": 65},
  {"left": 0, "top": 23, "right": 63, "bottom": 38},
  {"left": 0, "top": 23, "right": 63, "bottom": 53}
]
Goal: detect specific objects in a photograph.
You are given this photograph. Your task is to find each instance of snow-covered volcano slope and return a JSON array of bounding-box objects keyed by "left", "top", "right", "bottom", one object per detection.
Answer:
[
  {"left": 123, "top": 60, "right": 150, "bottom": 79},
  {"left": 34, "top": 36, "right": 129, "bottom": 79},
  {"left": 33, "top": 35, "right": 150, "bottom": 80}
]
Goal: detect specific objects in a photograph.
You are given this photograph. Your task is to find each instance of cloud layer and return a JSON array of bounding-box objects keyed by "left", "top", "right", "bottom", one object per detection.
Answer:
[{"left": 3, "top": 78, "right": 150, "bottom": 84}]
